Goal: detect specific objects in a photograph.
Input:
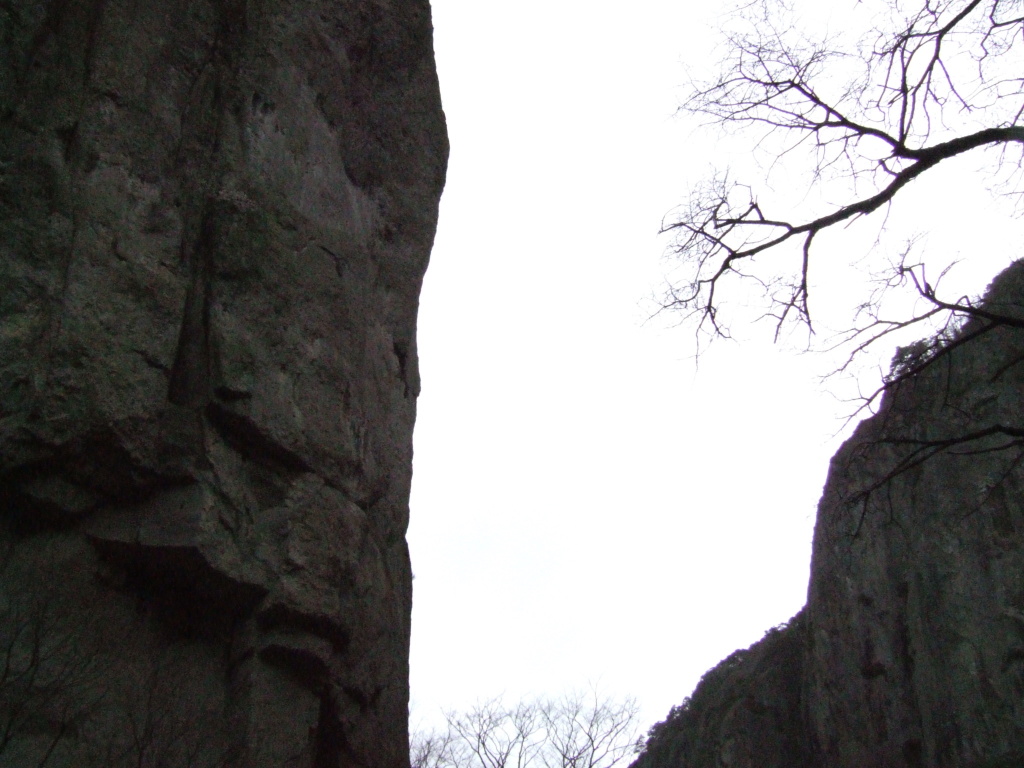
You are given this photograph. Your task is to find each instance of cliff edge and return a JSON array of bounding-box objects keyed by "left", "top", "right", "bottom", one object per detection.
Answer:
[
  {"left": 634, "top": 261, "right": 1024, "bottom": 768},
  {"left": 0, "top": 1, "right": 447, "bottom": 766}
]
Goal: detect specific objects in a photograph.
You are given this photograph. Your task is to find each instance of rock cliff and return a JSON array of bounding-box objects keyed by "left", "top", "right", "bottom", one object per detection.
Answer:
[
  {"left": 634, "top": 262, "right": 1024, "bottom": 768},
  {"left": 0, "top": 1, "right": 447, "bottom": 766}
]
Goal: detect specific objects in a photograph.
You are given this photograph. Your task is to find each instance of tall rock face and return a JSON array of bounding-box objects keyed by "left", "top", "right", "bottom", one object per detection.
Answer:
[
  {"left": 634, "top": 262, "right": 1024, "bottom": 768},
  {"left": 0, "top": 1, "right": 447, "bottom": 766}
]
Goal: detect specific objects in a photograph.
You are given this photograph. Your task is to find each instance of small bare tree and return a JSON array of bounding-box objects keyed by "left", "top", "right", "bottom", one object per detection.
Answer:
[
  {"left": 662, "top": 0, "right": 1024, "bottom": 395},
  {"left": 0, "top": 543, "right": 105, "bottom": 768},
  {"left": 0, "top": 539, "right": 234, "bottom": 768},
  {"left": 446, "top": 697, "right": 546, "bottom": 768},
  {"left": 539, "top": 690, "right": 642, "bottom": 768},
  {"left": 90, "top": 648, "right": 232, "bottom": 768},
  {"left": 411, "top": 727, "right": 460, "bottom": 768},
  {"left": 411, "top": 691, "right": 641, "bottom": 768}
]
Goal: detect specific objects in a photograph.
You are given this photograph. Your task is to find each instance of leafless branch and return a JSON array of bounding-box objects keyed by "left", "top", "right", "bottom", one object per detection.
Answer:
[
  {"left": 662, "top": 0, "right": 1024, "bottom": 363},
  {"left": 846, "top": 422, "right": 1024, "bottom": 537},
  {"left": 413, "top": 690, "right": 641, "bottom": 768}
]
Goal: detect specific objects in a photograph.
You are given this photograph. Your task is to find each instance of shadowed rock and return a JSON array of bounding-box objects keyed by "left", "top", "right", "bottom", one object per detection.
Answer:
[
  {"left": 634, "top": 262, "right": 1024, "bottom": 768},
  {"left": 0, "top": 1, "right": 447, "bottom": 765}
]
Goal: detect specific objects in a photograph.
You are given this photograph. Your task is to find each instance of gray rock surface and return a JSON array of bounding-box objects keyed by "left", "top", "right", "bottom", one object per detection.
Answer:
[
  {"left": 0, "top": 1, "right": 447, "bottom": 765},
  {"left": 633, "top": 262, "right": 1024, "bottom": 768},
  {"left": 633, "top": 615, "right": 810, "bottom": 768}
]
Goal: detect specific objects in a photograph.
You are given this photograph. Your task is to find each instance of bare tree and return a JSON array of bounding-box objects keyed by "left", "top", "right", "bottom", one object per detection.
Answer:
[
  {"left": 0, "top": 540, "right": 233, "bottom": 768},
  {"left": 539, "top": 690, "right": 642, "bottom": 768},
  {"left": 411, "top": 691, "right": 641, "bottom": 768},
  {"left": 90, "top": 648, "right": 232, "bottom": 768},
  {"left": 0, "top": 543, "right": 105, "bottom": 768},
  {"left": 411, "top": 727, "right": 460, "bottom": 768},
  {"left": 445, "top": 697, "right": 546, "bottom": 768},
  {"left": 661, "top": 0, "right": 1024, "bottom": 388}
]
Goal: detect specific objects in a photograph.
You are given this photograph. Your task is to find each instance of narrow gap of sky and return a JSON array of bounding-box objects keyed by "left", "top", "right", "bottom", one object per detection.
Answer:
[{"left": 408, "top": 0, "right": 1021, "bottom": 733}]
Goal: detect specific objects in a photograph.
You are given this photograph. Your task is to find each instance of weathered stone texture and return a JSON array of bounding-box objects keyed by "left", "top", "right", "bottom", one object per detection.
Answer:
[
  {"left": 0, "top": 1, "right": 447, "bottom": 765},
  {"left": 633, "top": 615, "right": 810, "bottom": 768},
  {"left": 634, "top": 262, "right": 1024, "bottom": 768}
]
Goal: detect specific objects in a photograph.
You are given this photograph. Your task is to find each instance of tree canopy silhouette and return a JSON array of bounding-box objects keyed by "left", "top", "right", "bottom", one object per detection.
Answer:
[{"left": 411, "top": 691, "right": 642, "bottom": 768}]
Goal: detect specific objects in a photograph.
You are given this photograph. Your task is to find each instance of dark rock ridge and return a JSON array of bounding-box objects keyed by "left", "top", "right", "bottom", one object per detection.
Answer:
[
  {"left": 634, "top": 262, "right": 1024, "bottom": 768},
  {"left": 0, "top": 1, "right": 447, "bottom": 766}
]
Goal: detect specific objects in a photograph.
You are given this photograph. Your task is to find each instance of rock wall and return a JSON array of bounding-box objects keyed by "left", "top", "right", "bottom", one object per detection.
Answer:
[
  {"left": 0, "top": 1, "right": 447, "bottom": 766},
  {"left": 633, "top": 262, "right": 1024, "bottom": 768},
  {"left": 632, "top": 614, "right": 810, "bottom": 768}
]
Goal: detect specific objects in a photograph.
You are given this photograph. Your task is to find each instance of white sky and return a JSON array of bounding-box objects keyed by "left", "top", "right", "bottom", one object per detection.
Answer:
[{"left": 407, "top": 0, "right": 1022, "bottom": 736}]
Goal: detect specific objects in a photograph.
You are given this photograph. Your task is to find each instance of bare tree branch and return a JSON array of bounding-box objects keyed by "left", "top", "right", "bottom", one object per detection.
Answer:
[
  {"left": 412, "top": 690, "right": 641, "bottom": 768},
  {"left": 661, "top": 0, "right": 1024, "bottom": 363},
  {"left": 846, "top": 422, "right": 1024, "bottom": 537}
]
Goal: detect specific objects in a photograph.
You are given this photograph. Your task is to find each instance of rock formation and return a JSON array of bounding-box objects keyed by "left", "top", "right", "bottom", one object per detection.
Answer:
[
  {"left": 633, "top": 262, "right": 1024, "bottom": 768},
  {"left": 0, "top": 1, "right": 447, "bottom": 766}
]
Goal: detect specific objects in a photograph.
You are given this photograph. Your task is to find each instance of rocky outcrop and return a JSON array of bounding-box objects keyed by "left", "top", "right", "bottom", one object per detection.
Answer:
[
  {"left": 633, "top": 615, "right": 811, "bottom": 768},
  {"left": 634, "top": 262, "right": 1024, "bottom": 768},
  {"left": 0, "top": 1, "right": 447, "bottom": 766}
]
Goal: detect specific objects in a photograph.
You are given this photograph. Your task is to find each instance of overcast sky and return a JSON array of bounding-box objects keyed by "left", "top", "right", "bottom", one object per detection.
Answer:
[{"left": 407, "top": 0, "right": 1021, "bottom": 734}]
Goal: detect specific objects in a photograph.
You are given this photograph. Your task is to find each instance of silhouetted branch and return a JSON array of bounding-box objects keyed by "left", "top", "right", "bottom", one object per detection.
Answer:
[
  {"left": 847, "top": 423, "right": 1024, "bottom": 537},
  {"left": 411, "top": 690, "right": 641, "bottom": 768},
  {"left": 661, "top": 0, "right": 1024, "bottom": 358}
]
